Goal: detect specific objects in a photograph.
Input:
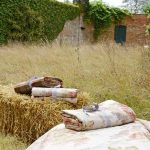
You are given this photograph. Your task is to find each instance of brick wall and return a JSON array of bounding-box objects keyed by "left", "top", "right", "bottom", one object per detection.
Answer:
[
  {"left": 56, "top": 14, "right": 150, "bottom": 45},
  {"left": 125, "top": 15, "right": 150, "bottom": 44}
]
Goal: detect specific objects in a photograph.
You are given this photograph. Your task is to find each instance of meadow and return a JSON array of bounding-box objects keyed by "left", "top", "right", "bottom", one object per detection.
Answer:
[
  {"left": 0, "top": 42, "right": 150, "bottom": 149},
  {"left": 0, "top": 133, "right": 26, "bottom": 150}
]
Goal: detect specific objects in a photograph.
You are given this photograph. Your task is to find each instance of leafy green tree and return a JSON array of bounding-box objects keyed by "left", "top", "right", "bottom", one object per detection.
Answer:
[{"left": 122, "top": 0, "right": 150, "bottom": 14}]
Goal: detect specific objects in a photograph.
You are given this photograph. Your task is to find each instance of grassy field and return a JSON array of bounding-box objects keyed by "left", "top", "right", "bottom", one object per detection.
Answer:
[
  {"left": 0, "top": 133, "right": 26, "bottom": 150},
  {"left": 0, "top": 42, "right": 150, "bottom": 149}
]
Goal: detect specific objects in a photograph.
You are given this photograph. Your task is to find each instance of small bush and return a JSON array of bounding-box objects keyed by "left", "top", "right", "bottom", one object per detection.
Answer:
[{"left": 144, "top": 6, "right": 150, "bottom": 35}]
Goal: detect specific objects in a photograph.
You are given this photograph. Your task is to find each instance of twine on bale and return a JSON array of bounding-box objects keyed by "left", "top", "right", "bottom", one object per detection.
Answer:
[{"left": 0, "top": 85, "right": 89, "bottom": 144}]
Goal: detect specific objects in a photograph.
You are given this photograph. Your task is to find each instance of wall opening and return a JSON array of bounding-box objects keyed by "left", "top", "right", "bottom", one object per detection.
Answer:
[{"left": 114, "top": 25, "right": 127, "bottom": 44}]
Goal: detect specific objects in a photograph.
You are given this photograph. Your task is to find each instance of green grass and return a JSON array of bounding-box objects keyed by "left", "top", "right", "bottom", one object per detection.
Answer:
[
  {"left": 0, "top": 134, "right": 26, "bottom": 150},
  {"left": 0, "top": 42, "right": 150, "bottom": 149}
]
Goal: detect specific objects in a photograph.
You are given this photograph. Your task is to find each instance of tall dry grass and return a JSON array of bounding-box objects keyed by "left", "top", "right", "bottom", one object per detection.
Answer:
[
  {"left": 0, "top": 133, "right": 26, "bottom": 150},
  {"left": 0, "top": 42, "right": 150, "bottom": 120}
]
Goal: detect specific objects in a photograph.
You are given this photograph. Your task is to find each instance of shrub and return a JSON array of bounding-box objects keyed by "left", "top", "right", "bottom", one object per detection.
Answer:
[{"left": 144, "top": 6, "right": 150, "bottom": 35}]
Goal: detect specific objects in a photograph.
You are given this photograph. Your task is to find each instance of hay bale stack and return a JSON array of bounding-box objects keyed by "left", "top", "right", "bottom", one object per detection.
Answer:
[{"left": 0, "top": 85, "right": 89, "bottom": 144}]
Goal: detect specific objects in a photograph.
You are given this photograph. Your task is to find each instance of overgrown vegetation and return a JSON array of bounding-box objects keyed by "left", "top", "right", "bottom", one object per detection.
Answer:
[
  {"left": 0, "top": 43, "right": 150, "bottom": 121},
  {"left": 144, "top": 6, "right": 150, "bottom": 35},
  {"left": 83, "top": 1, "right": 130, "bottom": 40},
  {"left": 0, "top": 42, "right": 150, "bottom": 148},
  {"left": 0, "top": 134, "right": 26, "bottom": 150},
  {"left": 0, "top": 0, "right": 80, "bottom": 44}
]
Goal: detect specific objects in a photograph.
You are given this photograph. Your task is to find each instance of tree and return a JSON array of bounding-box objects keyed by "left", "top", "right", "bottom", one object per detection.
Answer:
[
  {"left": 64, "top": 0, "right": 70, "bottom": 3},
  {"left": 122, "top": 0, "right": 150, "bottom": 14},
  {"left": 73, "top": 0, "right": 89, "bottom": 5},
  {"left": 73, "top": 0, "right": 90, "bottom": 21}
]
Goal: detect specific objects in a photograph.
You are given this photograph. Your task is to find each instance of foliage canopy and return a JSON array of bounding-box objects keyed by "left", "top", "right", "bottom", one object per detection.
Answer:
[{"left": 122, "top": 0, "right": 150, "bottom": 14}]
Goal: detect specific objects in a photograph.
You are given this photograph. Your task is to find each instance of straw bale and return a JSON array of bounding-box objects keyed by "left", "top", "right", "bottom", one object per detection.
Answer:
[{"left": 0, "top": 85, "right": 89, "bottom": 144}]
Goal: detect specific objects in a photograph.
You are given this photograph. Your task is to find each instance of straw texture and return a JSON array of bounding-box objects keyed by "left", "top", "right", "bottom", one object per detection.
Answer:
[{"left": 0, "top": 85, "right": 88, "bottom": 144}]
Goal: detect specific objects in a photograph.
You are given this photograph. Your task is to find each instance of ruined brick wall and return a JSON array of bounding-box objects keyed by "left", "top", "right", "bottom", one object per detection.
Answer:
[
  {"left": 56, "top": 14, "right": 150, "bottom": 45},
  {"left": 125, "top": 15, "right": 150, "bottom": 44}
]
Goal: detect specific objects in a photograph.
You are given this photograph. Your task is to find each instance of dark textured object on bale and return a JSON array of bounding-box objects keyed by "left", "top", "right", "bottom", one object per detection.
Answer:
[
  {"left": 14, "top": 80, "right": 34, "bottom": 95},
  {"left": 31, "top": 77, "right": 63, "bottom": 88},
  {"left": 14, "top": 77, "right": 63, "bottom": 95}
]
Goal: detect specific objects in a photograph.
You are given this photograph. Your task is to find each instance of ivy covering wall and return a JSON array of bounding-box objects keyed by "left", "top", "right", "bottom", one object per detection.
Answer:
[
  {"left": 83, "top": 1, "right": 130, "bottom": 41},
  {"left": 0, "top": 0, "right": 80, "bottom": 44}
]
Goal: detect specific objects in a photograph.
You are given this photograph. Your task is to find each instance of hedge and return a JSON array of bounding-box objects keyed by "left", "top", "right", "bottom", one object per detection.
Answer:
[{"left": 0, "top": 0, "right": 80, "bottom": 44}]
